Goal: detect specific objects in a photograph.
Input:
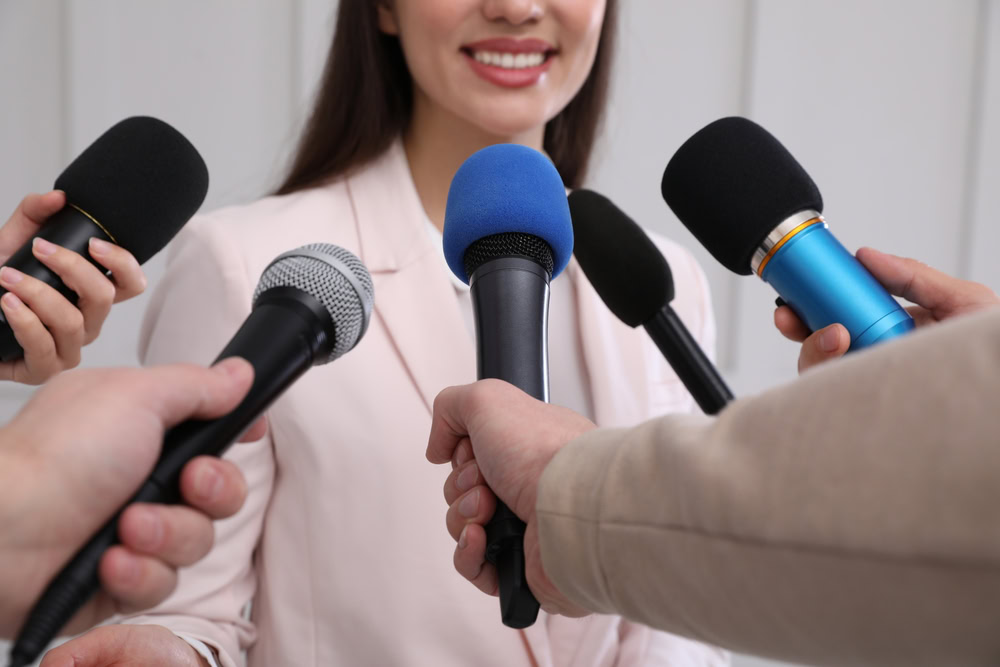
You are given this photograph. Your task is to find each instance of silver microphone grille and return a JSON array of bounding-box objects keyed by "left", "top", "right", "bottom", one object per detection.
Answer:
[{"left": 253, "top": 243, "right": 375, "bottom": 363}]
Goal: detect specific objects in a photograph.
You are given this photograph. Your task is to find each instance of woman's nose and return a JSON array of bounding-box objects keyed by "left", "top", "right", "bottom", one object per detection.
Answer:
[{"left": 482, "top": 0, "right": 544, "bottom": 25}]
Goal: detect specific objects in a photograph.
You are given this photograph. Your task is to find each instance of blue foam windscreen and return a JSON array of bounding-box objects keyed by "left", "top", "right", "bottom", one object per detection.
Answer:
[{"left": 443, "top": 144, "right": 574, "bottom": 284}]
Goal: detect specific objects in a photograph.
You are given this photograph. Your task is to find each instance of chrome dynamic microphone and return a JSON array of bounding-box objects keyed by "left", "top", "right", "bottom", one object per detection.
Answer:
[
  {"left": 662, "top": 117, "right": 915, "bottom": 351},
  {"left": 0, "top": 116, "right": 209, "bottom": 361},
  {"left": 8, "top": 244, "right": 374, "bottom": 667},
  {"left": 568, "top": 189, "right": 734, "bottom": 415},
  {"left": 442, "top": 144, "right": 575, "bottom": 629}
]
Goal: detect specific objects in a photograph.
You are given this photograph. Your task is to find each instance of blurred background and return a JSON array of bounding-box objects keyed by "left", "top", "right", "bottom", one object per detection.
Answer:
[{"left": 2, "top": 1, "right": 998, "bottom": 665}]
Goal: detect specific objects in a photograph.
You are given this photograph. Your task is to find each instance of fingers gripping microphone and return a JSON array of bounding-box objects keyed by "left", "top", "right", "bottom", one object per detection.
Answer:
[
  {"left": 443, "top": 144, "right": 574, "bottom": 629},
  {"left": 8, "top": 244, "right": 374, "bottom": 667},
  {"left": 0, "top": 116, "right": 209, "bottom": 361},
  {"left": 662, "top": 117, "right": 914, "bottom": 350},
  {"left": 568, "top": 189, "right": 734, "bottom": 415}
]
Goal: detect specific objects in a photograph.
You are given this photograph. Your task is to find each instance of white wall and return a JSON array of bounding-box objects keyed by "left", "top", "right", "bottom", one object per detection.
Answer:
[{"left": 2, "top": 2, "right": 998, "bottom": 665}]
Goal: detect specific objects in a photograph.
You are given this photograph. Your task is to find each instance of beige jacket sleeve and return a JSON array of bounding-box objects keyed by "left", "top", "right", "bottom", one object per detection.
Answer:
[{"left": 537, "top": 308, "right": 1000, "bottom": 667}]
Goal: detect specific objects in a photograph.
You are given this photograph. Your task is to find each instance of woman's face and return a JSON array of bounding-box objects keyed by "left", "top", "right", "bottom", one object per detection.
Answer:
[{"left": 379, "top": 0, "right": 606, "bottom": 138}]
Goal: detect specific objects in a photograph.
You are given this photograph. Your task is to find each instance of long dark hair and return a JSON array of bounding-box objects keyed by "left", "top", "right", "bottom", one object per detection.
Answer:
[{"left": 277, "top": 0, "right": 618, "bottom": 195}]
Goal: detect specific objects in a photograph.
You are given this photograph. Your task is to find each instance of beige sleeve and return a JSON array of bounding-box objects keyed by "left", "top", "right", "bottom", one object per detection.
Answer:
[
  {"left": 537, "top": 308, "right": 1000, "bottom": 666},
  {"left": 118, "top": 219, "right": 275, "bottom": 666}
]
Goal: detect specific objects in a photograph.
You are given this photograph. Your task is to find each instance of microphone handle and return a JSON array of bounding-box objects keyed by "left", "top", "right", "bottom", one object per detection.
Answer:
[
  {"left": 470, "top": 256, "right": 549, "bottom": 629},
  {"left": 643, "top": 306, "right": 734, "bottom": 415},
  {"left": 0, "top": 206, "right": 114, "bottom": 362},
  {"left": 9, "top": 291, "right": 329, "bottom": 666}
]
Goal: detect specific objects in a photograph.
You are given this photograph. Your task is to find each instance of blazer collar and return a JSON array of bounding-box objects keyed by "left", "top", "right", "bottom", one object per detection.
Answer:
[
  {"left": 348, "top": 139, "right": 431, "bottom": 274},
  {"left": 346, "top": 139, "right": 476, "bottom": 413}
]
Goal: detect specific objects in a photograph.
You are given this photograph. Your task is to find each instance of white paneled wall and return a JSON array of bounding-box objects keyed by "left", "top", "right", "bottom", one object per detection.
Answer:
[
  {"left": 1, "top": 2, "right": 998, "bottom": 666},
  {"left": 727, "top": 0, "right": 988, "bottom": 390}
]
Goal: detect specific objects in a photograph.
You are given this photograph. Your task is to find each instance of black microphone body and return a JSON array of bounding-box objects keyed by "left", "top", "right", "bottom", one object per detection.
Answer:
[
  {"left": 0, "top": 208, "right": 115, "bottom": 361},
  {"left": 470, "top": 254, "right": 550, "bottom": 630},
  {"left": 643, "top": 307, "right": 733, "bottom": 415},
  {"left": 567, "top": 189, "right": 736, "bottom": 417},
  {"left": 8, "top": 287, "right": 332, "bottom": 667},
  {"left": 472, "top": 257, "right": 550, "bottom": 398}
]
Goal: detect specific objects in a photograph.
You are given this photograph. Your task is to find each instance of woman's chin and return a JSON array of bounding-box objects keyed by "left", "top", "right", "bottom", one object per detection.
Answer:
[{"left": 464, "top": 109, "right": 555, "bottom": 143}]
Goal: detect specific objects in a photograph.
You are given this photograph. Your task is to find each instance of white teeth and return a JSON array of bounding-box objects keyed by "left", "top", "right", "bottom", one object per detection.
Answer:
[{"left": 471, "top": 50, "right": 546, "bottom": 69}]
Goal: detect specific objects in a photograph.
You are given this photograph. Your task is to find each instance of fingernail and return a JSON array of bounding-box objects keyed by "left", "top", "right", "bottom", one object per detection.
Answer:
[
  {"left": 196, "top": 463, "right": 223, "bottom": 502},
  {"left": 459, "top": 489, "right": 480, "bottom": 518},
  {"left": 456, "top": 463, "right": 478, "bottom": 492},
  {"left": 89, "top": 237, "right": 113, "bottom": 256},
  {"left": 1, "top": 292, "right": 21, "bottom": 311},
  {"left": 214, "top": 357, "right": 249, "bottom": 380},
  {"left": 820, "top": 327, "right": 841, "bottom": 353},
  {"left": 135, "top": 509, "right": 163, "bottom": 550},
  {"left": 458, "top": 526, "right": 468, "bottom": 549},
  {"left": 0, "top": 267, "right": 23, "bottom": 285},
  {"left": 33, "top": 237, "right": 56, "bottom": 257},
  {"left": 454, "top": 443, "right": 471, "bottom": 467}
]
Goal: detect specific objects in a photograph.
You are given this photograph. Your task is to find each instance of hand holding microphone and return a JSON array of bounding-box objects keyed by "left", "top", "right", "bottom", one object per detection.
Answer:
[
  {"left": 0, "top": 191, "right": 147, "bottom": 384},
  {"left": 0, "top": 359, "right": 260, "bottom": 640},
  {"left": 776, "top": 247, "right": 1000, "bottom": 371},
  {"left": 9, "top": 243, "right": 374, "bottom": 667},
  {"left": 427, "top": 379, "right": 595, "bottom": 618},
  {"left": 0, "top": 116, "right": 208, "bottom": 384}
]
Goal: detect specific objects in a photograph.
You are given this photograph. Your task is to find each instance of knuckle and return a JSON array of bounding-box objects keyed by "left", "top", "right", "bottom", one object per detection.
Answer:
[{"left": 95, "top": 279, "right": 117, "bottom": 306}]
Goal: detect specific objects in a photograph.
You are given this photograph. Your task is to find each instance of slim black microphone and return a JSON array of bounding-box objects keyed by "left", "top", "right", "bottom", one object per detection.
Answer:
[
  {"left": 0, "top": 116, "right": 209, "bottom": 362},
  {"left": 442, "top": 144, "right": 575, "bottom": 629},
  {"left": 568, "top": 189, "right": 734, "bottom": 415},
  {"left": 8, "top": 244, "right": 374, "bottom": 667}
]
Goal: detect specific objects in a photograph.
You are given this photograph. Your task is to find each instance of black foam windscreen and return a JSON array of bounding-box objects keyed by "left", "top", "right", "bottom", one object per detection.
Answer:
[
  {"left": 568, "top": 189, "right": 673, "bottom": 328},
  {"left": 661, "top": 117, "right": 823, "bottom": 275},
  {"left": 54, "top": 116, "right": 209, "bottom": 265}
]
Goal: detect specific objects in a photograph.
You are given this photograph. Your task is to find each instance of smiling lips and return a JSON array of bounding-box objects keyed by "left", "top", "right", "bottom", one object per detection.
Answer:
[{"left": 462, "top": 38, "right": 555, "bottom": 88}]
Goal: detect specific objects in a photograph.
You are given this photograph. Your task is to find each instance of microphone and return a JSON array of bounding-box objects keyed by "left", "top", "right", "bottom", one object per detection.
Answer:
[
  {"left": 662, "top": 116, "right": 915, "bottom": 351},
  {"left": 442, "top": 144, "right": 574, "bottom": 629},
  {"left": 568, "top": 189, "right": 734, "bottom": 415},
  {"left": 8, "top": 244, "right": 374, "bottom": 667},
  {"left": 0, "top": 116, "right": 209, "bottom": 362}
]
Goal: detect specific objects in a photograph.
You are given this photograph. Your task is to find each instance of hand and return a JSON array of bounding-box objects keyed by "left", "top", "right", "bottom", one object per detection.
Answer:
[
  {"left": 39, "top": 624, "right": 210, "bottom": 667},
  {"left": 426, "top": 379, "right": 596, "bottom": 616},
  {"left": 0, "top": 358, "right": 268, "bottom": 638},
  {"left": 776, "top": 247, "right": 1000, "bottom": 372},
  {"left": 0, "top": 191, "right": 148, "bottom": 384}
]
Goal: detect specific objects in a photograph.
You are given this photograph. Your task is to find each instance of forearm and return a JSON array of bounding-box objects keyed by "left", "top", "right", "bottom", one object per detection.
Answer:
[
  {"left": 0, "top": 444, "right": 47, "bottom": 637},
  {"left": 537, "top": 309, "right": 1000, "bottom": 665}
]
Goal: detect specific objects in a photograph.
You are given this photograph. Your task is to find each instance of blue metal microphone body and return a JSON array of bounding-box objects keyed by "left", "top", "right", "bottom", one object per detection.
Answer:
[{"left": 754, "top": 211, "right": 914, "bottom": 350}]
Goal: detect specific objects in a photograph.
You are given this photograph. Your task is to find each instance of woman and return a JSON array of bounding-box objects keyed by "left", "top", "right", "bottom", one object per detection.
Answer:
[{"left": 44, "top": 1, "right": 727, "bottom": 664}]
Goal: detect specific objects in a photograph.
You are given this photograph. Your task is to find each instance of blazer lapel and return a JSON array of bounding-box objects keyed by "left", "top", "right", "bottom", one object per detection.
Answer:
[{"left": 347, "top": 140, "right": 475, "bottom": 413}]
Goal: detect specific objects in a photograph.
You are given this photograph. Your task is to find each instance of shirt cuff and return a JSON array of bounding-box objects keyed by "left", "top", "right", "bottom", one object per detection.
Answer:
[{"left": 176, "top": 634, "right": 222, "bottom": 667}]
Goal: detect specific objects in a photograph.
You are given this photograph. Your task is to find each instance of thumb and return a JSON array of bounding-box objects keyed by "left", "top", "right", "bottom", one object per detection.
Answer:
[
  {"left": 129, "top": 358, "right": 256, "bottom": 430},
  {"left": 427, "top": 384, "right": 476, "bottom": 465},
  {"left": 797, "top": 323, "right": 850, "bottom": 373}
]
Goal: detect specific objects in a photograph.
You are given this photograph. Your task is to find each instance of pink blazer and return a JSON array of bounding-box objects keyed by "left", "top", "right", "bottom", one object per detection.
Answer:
[{"left": 123, "top": 141, "right": 728, "bottom": 666}]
